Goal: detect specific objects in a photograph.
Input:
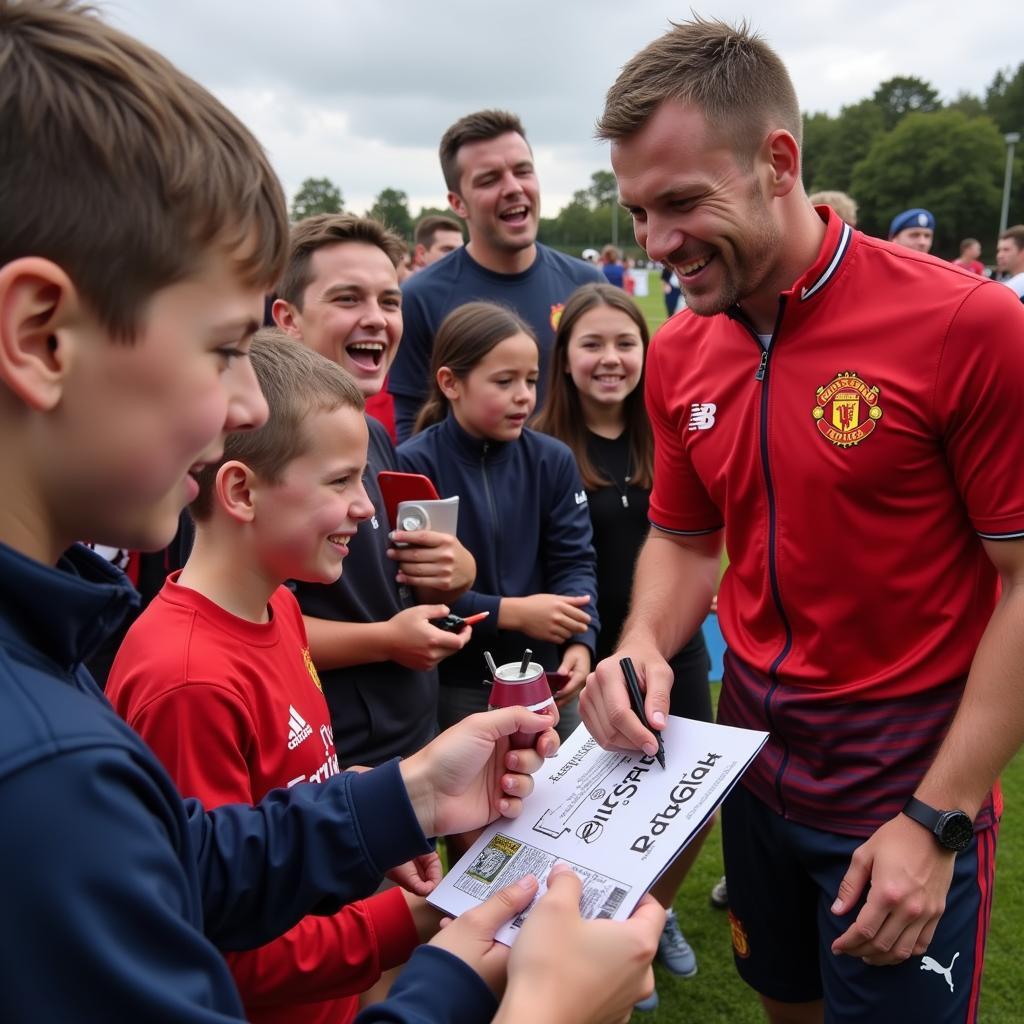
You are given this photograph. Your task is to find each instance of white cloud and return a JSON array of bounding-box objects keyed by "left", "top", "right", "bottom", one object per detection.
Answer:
[{"left": 101, "top": 0, "right": 1024, "bottom": 214}]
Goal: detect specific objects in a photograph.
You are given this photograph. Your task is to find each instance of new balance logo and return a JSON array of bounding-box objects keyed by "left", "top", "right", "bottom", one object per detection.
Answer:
[
  {"left": 287, "top": 705, "right": 313, "bottom": 750},
  {"left": 688, "top": 403, "right": 717, "bottom": 431},
  {"left": 920, "top": 952, "right": 959, "bottom": 993}
]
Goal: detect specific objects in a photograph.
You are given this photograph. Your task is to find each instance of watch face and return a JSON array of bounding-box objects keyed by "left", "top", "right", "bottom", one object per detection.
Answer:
[{"left": 938, "top": 811, "right": 974, "bottom": 852}]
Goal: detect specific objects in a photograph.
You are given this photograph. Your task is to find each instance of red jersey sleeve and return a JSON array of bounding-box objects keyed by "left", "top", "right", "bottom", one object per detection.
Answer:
[
  {"left": 934, "top": 281, "right": 1024, "bottom": 538},
  {"left": 225, "top": 885, "right": 418, "bottom": 1007},
  {"left": 126, "top": 677, "right": 418, "bottom": 1009},
  {"left": 645, "top": 327, "right": 723, "bottom": 535}
]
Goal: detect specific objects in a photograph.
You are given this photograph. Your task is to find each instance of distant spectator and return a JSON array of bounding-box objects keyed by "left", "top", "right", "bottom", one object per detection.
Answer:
[
  {"left": 953, "top": 237, "right": 985, "bottom": 275},
  {"left": 397, "top": 248, "right": 415, "bottom": 284},
  {"left": 581, "top": 247, "right": 600, "bottom": 264},
  {"left": 661, "top": 264, "right": 682, "bottom": 317},
  {"left": 889, "top": 208, "right": 935, "bottom": 253},
  {"left": 809, "top": 189, "right": 857, "bottom": 226},
  {"left": 600, "top": 244, "right": 625, "bottom": 288},
  {"left": 414, "top": 215, "right": 465, "bottom": 268},
  {"left": 997, "top": 224, "right": 1024, "bottom": 299},
  {"left": 623, "top": 255, "right": 636, "bottom": 295}
]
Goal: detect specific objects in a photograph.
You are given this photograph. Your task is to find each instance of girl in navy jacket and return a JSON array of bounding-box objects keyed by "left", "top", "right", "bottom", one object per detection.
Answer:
[{"left": 397, "top": 302, "right": 599, "bottom": 742}]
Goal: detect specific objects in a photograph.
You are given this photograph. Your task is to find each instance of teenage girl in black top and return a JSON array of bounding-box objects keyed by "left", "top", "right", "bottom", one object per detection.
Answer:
[{"left": 535, "top": 282, "right": 714, "bottom": 996}]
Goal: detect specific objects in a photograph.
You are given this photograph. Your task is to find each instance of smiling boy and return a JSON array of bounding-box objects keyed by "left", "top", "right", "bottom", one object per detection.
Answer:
[{"left": 273, "top": 215, "right": 479, "bottom": 768}]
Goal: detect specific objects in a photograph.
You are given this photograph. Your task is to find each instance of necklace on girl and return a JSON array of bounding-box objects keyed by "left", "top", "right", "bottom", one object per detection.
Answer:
[{"left": 592, "top": 445, "right": 633, "bottom": 508}]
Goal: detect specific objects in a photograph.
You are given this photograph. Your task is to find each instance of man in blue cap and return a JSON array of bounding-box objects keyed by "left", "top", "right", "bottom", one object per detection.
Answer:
[{"left": 889, "top": 208, "right": 935, "bottom": 253}]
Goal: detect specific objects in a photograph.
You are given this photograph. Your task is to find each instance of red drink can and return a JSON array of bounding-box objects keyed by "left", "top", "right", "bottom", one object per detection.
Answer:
[{"left": 488, "top": 660, "right": 556, "bottom": 748}]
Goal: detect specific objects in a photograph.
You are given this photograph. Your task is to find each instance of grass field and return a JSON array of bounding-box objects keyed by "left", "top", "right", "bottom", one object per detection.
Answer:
[{"left": 627, "top": 274, "right": 1021, "bottom": 1022}]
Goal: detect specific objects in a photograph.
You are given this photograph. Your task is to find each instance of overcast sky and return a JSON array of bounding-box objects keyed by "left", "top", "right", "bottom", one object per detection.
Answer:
[{"left": 103, "top": 1, "right": 1023, "bottom": 217}]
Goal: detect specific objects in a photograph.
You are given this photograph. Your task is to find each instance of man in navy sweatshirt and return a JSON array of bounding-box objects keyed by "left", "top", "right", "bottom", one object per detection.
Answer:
[{"left": 388, "top": 109, "right": 603, "bottom": 441}]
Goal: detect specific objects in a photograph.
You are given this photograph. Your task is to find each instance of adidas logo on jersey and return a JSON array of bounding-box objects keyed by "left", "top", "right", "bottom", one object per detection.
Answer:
[{"left": 287, "top": 705, "right": 313, "bottom": 750}]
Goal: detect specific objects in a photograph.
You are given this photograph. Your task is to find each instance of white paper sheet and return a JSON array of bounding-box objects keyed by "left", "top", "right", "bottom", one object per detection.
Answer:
[{"left": 428, "top": 716, "right": 768, "bottom": 944}]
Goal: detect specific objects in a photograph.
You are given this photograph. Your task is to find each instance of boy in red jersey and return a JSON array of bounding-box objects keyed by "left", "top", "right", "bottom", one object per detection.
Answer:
[{"left": 108, "top": 332, "right": 443, "bottom": 1024}]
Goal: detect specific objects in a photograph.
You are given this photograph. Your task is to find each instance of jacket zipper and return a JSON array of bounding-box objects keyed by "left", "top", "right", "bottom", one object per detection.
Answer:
[
  {"left": 734, "top": 300, "right": 794, "bottom": 816},
  {"left": 480, "top": 442, "right": 502, "bottom": 587}
]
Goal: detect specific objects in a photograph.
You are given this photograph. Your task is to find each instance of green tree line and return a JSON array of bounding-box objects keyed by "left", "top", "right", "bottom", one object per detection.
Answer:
[{"left": 290, "top": 63, "right": 1024, "bottom": 260}]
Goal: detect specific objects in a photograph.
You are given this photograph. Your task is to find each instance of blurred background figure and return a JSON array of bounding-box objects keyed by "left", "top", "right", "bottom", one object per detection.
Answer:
[
  {"left": 888, "top": 207, "right": 935, "bottom": 252},
  {"left": 600, "top": 243, "right": 625, "bottom": 288},
  {"left": 952, "top": 237, "right": 986, "bottom": 275},
  {"left": 997, "top": 225, "right": 1024, "bottom": 299},
  {"left": 413, "top": 214, "right": 465, "bottom": 269},
  {"left": 809, "top": 189, "right": 858, "bottom": 227}
]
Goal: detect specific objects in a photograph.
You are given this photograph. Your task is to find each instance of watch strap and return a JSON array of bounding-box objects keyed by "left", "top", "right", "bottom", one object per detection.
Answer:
[{"left": 902, "top": 796, "right": 942, "bottom": 833}]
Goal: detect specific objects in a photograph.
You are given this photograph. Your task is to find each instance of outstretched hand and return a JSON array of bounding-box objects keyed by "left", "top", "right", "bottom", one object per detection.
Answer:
[
  {"left": 495, "top": 864, "right": 664, "bottom": 1024},
  {"left": 386, "top": 851, "right": 443, "bottom": 896},
  {"left": 428, "top": 874, "right": 540, "bottom": 997},
  {"left": 400, "top": 707, "right": 560, "bottom": 838}
]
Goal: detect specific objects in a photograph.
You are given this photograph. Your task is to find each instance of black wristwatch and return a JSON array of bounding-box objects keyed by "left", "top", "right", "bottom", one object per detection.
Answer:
[{"left": 902, "top": 796, "right": 973, "bottom": 852}]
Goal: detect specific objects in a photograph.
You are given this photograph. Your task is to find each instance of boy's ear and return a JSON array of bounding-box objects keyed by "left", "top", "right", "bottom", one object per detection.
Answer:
[
  {"left": 0, "top": 257, "right": 81, "bottom": 411},
  {"left": 272, "top": 298, "right": 302, "bottom": 339},
  {"left": 436, "top": 365, "right": 461, "bottom": 401},
  {"left": 215, "top": 461, "right": 257, "bottom": 523}
]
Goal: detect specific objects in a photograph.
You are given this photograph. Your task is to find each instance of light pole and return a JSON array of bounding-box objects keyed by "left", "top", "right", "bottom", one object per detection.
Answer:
[{"left": 1000, "top": 131, "right": 1020, "bottom": 236}]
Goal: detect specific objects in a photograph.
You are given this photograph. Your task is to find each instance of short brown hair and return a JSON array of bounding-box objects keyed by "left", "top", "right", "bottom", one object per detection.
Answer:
[
  {"left": 999, "top": 225, "right": 1024, "bottom": 250},
  {"left": 191, "top": 328, "right": 365, "bottom": 520},
  {"left": 439, "top": 110, "right": 528, "bottom": 193},
  {"left": 415, "top": 214, "right": 464, "bottom": 249},
  {"left": 1, "top": 0, "right": 287, "bottom": 339},
  {"left": 596, "top": 16, "right": 801, "bottom": 161},
  {"left": 278, "top": 214, "right": 406, "bottom": 309},
  {"left": 959, "top": 237, "right": 981, "bottom": 254}
]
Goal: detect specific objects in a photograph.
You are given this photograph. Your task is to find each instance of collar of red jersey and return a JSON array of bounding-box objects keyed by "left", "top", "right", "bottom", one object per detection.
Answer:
[{"left": 797, "top": 208, "right": 854, "bottom": 303}]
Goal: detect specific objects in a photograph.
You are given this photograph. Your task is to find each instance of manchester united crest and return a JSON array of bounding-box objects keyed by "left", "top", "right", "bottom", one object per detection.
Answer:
[
  {"left": 728, "top": 910, "right": 751, "bottom": 958},
  {"left": 302, "top": 646, "right": 323, "bottom": 692},
  {"left": 812, "top": 372, "right": 882, "bottom": 447}
]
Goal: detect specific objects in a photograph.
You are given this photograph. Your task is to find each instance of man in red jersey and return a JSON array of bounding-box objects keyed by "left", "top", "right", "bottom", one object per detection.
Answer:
[{"left": 580, "top": 16, "right": 1024, "bottom": 1024}]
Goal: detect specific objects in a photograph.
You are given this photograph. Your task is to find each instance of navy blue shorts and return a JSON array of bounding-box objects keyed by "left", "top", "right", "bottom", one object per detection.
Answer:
[{"left": 721, "top": 784, "right": 997, "bottom": 1023}]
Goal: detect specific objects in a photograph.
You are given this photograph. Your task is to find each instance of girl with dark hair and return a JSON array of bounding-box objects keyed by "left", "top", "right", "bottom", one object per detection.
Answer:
[
  {"left": 535, "top": 282, "right": 713, "bottom": 1008},
  {"left": 398, "top": 301, "right": 599, "bottom": 747}
]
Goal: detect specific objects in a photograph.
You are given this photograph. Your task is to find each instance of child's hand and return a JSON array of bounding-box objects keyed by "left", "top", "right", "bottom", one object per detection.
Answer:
[
  {"left": 387, "top": 530, "right": 476, "bottom": 593},
  {"left": 494, "top": 865, "right": 663, "bottom": 1023},
  {"left": 500, "top": 594, "right": 591, "bottom": 644},
  {"left": 554, "top": 644, "right": 591, "bottom": 707},
  {"left": 385, "top": 605, "right": 471, "bottom": 670},
  {"left": 386, "top": 851, "right": 443, "bottom": 896},
  {"left": 428, "top": 875, "right": 541, "bottom": 997}
]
